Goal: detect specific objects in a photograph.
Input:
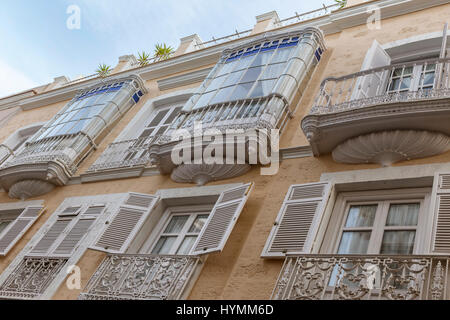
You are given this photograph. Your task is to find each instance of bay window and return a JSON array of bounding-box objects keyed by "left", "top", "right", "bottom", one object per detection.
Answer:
[{"left": 0, "top": 75, "right": 147, "bottom": 200}]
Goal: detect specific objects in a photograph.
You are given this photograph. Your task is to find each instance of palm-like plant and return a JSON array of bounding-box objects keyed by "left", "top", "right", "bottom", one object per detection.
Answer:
[
  {"left": 335, "top": 0, "right": 346, "bottom": 9},
  {"left": 96, "top": 63, "right": 112, "bottom": 77},
  {"left": 137, "top": 51, "right": 151, "bottom": 66},
  {"left": 154, "top": 43, "right": 174, "bottom": 61}
]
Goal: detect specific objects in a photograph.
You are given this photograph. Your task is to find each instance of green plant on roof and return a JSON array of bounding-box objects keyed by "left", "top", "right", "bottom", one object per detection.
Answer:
[
  {"left": 335, "top": 0, "right": 346, "bottom": 9},
  {"left": 154, "top": 43, "right": 174, "bottom": 61},
  {"left": 137, "top": 51, "right": 152, "bottom": 66},
  {"left": 95, "top": 63, "right": 112, "bottom": 77}
]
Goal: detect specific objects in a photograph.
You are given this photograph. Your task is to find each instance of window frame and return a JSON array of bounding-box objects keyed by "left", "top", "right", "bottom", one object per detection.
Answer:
[
  {"left": 322, "top": 188, "right": 432, "bottom": 255},
  {"left": 337, "top": 199, "right": 423, "bottom": 255},
  {"left": 139, "top": 204, "right": 214, "bottom": 255}
]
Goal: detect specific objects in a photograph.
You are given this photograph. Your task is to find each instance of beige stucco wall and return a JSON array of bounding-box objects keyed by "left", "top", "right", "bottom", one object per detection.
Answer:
[{"left": 0, "top": 2, "right": 448, "bottom": 300}]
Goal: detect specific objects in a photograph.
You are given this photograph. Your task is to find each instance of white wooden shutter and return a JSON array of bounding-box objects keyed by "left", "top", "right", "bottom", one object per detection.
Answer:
[
  {"left": 191, "top": 183, "right": 253, "bottom": 255},
  {"left": 92, "top": 193, "right": 159, "bottom": 253},
  {"left": 431, "top": 173, "right": 450, "bottom": 253},
  {"left": 261, "top": 182, "right": 332, "bottom": 258},
  {"left": 52, "top": 218, "right": 96, "bottom": 255},
  {"left": 58, "top": 206, "right": 82, "bottom": 217},
  {"left": 353, "top": 40, "right": 391, "bottom": 100},
  {"left": 0, "top": 206, "right": 44, "bottom": 256},
  {"left": 30, "top": 218, "right": 72, "bottom": 255}
]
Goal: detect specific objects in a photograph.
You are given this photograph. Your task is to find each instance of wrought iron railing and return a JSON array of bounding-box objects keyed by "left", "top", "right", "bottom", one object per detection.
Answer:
[
  {"left": 0, "top": 257, "right": 68, "bottom": 300},
  {"left": 87, "top": 137, "right": 154, "bottom": 172},
  {"left": 272, "top": 255, "right": 450, "bottom": 300},
  {"left": 79, "top": 254, "right": 200, "bottom": 300},
  {"left": 158, "top": 95, "right": 292, "bottom": 145},
  {"left": 194, "top": 2, "right": 344, "bottom": 49},
  {"left": 310, "top": 57, "right": 450, "bottom": 115},
  {"left": 278, "top": 2, "right": 344, "bottom": 28}
]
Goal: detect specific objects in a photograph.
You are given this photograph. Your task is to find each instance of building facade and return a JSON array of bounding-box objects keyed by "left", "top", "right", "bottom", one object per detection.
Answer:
[{"left": 0, "top": 0, "right": 449, "bottom": 300}]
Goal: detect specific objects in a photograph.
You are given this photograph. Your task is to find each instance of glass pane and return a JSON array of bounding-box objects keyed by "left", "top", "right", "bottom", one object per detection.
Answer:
[
  {"left": 222, "top": 70, "right": 245, "bottom": 87},
  {"left": 338, "top": 231, "right": 371, "bottom": 254},
  {"left": 240, "top": 67, "right": 262, "bottom": 83},
  {"left": 400, "top": 77, "right": 411, "bottom": 90},
  {"left": 422, "top": 73, "right": 435, "bottom": 86},
  {"left": 164, "top": 107, "right": 182, "bottom": 124},
  {"left": 248, "top": 79, "right": 275, "bottom": 98},
  {"left": 235, "top": 55, "right": 256, "bottom": 71},
  {"left": 389, "top": 78, "right": 401, "bottom": 91},
  {"left": 195, "top": 90, "right": 217, "bottom": 108},
  {"left": 392, "top": 68, "right": 403, "bottom": 77},
  {"left": 216, "top": 60, "right": 237, "bottom": 77},
  {"left": 151, "top": 236, "right": 177, "bottom": 255},
  {"left": 249, "top": 50, "right": 274, "bottom": 67},
  {"left": 380, "top": 231, "right": 416, "bottom": 254},
  {"left": 262, "top": 63, "right": 286, "bottom": 80},
  {"left": 403, "top": 67, "right": 413, "bottom": 75},
  {"left": 386, "top": 203, "right": 419, "bottom": 226},
  {"left": 345, "top": 205, "right": 377, "bottom": 227},
  {"left": 209, "top": 86, "right": 235, "bottom": 104},
  {"left": 177, "top": 236, "right": 197, "bottom": 255},
  {"left": 207, "top": 75, "right": 227, "bottom": 91},
  {"left": 188, "top": 214, "right": 209, "bottom": 233},
  {"left": 270, "top": 47, "right": 295, "bottom": 64},
  {"left": 148, "top": 109, "right": 170, "bottom": 128},
  {"left": 164, "top": 215, "right": 189, "bottom": 234}
]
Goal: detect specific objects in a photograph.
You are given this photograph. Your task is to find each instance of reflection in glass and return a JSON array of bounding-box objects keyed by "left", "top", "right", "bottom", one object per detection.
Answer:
[
  {"left": 338, "top": 231, "right": 371, "bottom": 254},
  {"left": 345, "top": 205, "right": 377, "bottom": 228},
  {"left": 152, "top": 236, "right": 177, "bottom": 255},
  {"left": 189, "top": 215, "right": 209, "bottom": 233},
  {"left": 380, "top": 231, "right": 415, "bottom": 254},
  {"left": 386, "top": 203, "right": 419, "bottom": 226},
  {"left": 164, "top": 215, "right": 189, "bottom": 233}
]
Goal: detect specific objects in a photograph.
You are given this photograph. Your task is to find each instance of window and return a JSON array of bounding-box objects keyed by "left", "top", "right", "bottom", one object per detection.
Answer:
[
  {"left": 337, "top": 202, "right": 420, "bottom": 255},
  {"left": 150, "top": 210, "right": 210, "bottom": 255},
  {"left": 0, "top": 123, "right": 43, "bottom": 166},
  {"left": 329, "top": 189, "right": 431, "bottom": 255},
  {"left": 35, "top": 81, "right": 143, "bottom": 141},
  {"left": 184, "top": 31, "right": 324, "bottom": 112},
  {"left": 387, "top": 60, "right": 437, "bottom": 94}
]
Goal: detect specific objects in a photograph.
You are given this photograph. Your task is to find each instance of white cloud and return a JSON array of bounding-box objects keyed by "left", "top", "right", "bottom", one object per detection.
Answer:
[{"left": 0, "top": 59, "right": 38, "bottom": 99}]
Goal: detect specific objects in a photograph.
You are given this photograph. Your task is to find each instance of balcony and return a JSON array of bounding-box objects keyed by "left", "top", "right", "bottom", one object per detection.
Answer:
[
  {"left": 0, "top": 257, "right": 68, "bottom": 300},
  {"left": 79, "top": 254, "right": 200, "bottom": 300},
  {"left": 302, "top": 57, "right": 450, "bottom": 165},
  {"left": 0, "top": 76, "right": 146, "bottom": 199},
  {"left": 150, "top": 28, "right": 325, "bottom": 185},
  {"left": 272, "top": 255, "right": 449, "bottom": 300},
  {"left": 87, "top": 137, "right": 154, "bottom": 173}
]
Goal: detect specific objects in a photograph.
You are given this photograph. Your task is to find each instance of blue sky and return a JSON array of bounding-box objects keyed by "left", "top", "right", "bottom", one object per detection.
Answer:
[{"left": 0, "top": 0, "right": 336, "bottom": 98}]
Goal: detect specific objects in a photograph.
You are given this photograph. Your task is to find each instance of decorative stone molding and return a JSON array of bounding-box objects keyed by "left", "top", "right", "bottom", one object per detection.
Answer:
[
  {"left": 8, "top": 179, "right": 55, "bottom": 200},
  {"left": 171, "top": 163, "right": 251, "bottom": 186},
  {"left": 332, "top": 130, "right": 450, "bottom": 166}
]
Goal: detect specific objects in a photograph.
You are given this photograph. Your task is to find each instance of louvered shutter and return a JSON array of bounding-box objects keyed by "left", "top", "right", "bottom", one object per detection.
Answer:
[
  {"left": 92, "top": 194, "right": 159, "bottom": 253},
  {"left": 191, "top": 183, "right": 253, "bottom": 255},
  {"left": 431, "top": 173, "right": 450, "bottom": 253},
  {"left": 352, "top": 40, "right": 391, "bottom": 100},
  {"left": 31, "top": 218, "right": 72, "bottom": 255},
  {"left": 52, "top": 218, "right": 95, "bottom": 255},
  {"left": 261, "top": 182, "right": 332, "bottom": 258},
  {"left": 0, "top": 206, "right": 44, "bottom": 256}
]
